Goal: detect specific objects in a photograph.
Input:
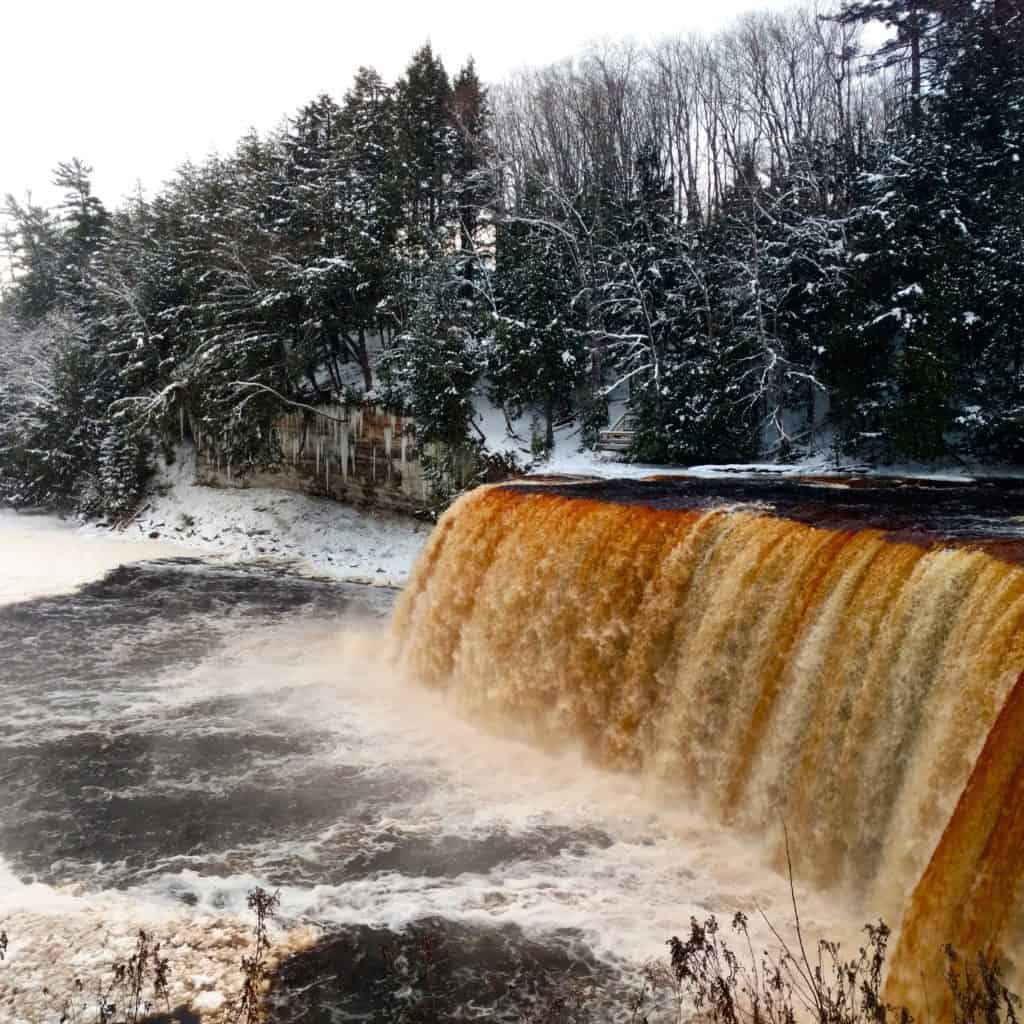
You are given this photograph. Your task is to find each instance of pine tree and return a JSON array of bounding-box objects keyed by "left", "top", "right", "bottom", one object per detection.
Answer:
[
  {"left": 833, "top": 0, "right": 945, "bottom": 122},
  {"left": 1, "top": 196, "right": 61, "bottom": 323},
  {"left": 451, "top": 59, "right": 492, "bottom": 267},
  {"left": 824, "top": 132, "right": 955, "bottom": 460},
  {"left": 614, "top": 147, "right": 759, "bottom": 463},
  {"left": 936, "top": 0, "right": 1024, "bottom": 459},
  {"left": 488, "top": 213, "right": 587, "bottom": 453},
  {"left": 337, "top": 67, "right": 403, "bottom": 367},
  {"left": 830, "top": 0, "right": 1024, "bottom": 462},
  {"left": 383, "top": 252, "right": 483, "bottom": 448},
  {"left": 52, "top": 159, "right": 109, "bottom": 309},
  {"left": 395, "top": 44, "right": 456, "bottom": 243}
]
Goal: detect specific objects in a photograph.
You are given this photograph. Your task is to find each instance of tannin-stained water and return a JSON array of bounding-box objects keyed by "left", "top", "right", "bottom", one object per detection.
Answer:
[
  {"left": 0, "top": 510, "right": 850, "bottom": 1023},
  {"left": 393, "top": 479, "right": 1024, "bottom": 1019}
]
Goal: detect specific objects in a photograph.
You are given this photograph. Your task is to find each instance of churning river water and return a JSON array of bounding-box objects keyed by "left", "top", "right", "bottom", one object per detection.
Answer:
[{"left": 0, "top": 508, "right": 858, "bottom": 1022}]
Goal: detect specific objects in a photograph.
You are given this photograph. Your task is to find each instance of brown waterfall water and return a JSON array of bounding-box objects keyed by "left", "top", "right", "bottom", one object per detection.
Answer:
[{"left": 392, "top": 478, "right": 1024, "bottom": 1020}]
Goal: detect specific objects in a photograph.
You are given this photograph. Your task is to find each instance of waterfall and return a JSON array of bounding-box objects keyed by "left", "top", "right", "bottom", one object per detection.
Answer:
[{"left": 392, "top": 483, "right": 1024, "bottom": 1015}]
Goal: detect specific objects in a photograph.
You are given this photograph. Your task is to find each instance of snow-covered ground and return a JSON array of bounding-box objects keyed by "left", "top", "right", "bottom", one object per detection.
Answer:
[
  {"left": 90, "top": 449, "right": 432, "bottom": 588},
  {"left": 527, "top": 417, "right": 1011, "bottom": 483},
  {"left": 537, "top": 444, "right": 982, "bottom": 482},
  {"left": 475, "top": 395, "right": 1019, "bottom": 483}
]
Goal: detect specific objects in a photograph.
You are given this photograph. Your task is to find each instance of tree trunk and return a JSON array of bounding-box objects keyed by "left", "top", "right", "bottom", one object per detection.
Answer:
[
  {"left": 357, "top": 327, "right": 373, "bottom": 392},
  {"left": 909, "top": 3, "right": 923, "bottom": 126}
]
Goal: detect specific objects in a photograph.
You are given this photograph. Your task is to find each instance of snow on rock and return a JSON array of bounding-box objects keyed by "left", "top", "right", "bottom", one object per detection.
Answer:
[
  {"left": 92, "top": 448, "right": 430, "bottom": 588},
  {"left": 193, "top": 990, "right": 227, "bottom": 1012}
]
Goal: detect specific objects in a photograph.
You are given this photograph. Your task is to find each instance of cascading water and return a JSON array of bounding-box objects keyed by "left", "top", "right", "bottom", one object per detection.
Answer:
[
  {"left": 6, "top": 479, "right": 1024, "bottom": 1021},
  {"left": 392, "top": 480, "right": 1024, "bottom": 1018}
]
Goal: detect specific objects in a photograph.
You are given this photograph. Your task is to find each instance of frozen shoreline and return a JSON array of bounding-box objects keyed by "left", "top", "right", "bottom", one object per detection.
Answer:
[{"left": 85, "top": 448, "right": 432, "bottom": 588}]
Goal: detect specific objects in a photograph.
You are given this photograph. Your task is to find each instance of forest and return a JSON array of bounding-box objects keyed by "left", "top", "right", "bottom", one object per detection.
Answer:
[{"left": 1, "top": 0, "right": 1022, "bottom": 517}]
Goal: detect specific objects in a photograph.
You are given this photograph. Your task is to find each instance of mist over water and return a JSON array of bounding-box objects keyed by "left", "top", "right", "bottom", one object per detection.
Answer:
[{"left": 0, "top": 512, "right": 846, "bottom": 1022}]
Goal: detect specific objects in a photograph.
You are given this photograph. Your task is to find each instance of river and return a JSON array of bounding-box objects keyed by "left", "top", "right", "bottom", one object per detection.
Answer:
[{"left": 0, "top": 507, "right": 870, "bottom": 1022}]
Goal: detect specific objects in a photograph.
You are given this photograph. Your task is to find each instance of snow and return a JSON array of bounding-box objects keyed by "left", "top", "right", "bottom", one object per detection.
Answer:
[
  {"left": 528, "top": 419, "right": 1024, "bottom": 484},
  {"left": 468, "top": 390, "right": 1015, "bottom": 486},
  {"left": 193, "top": 990, "right": 227, "bottom": 1012},
  {"left": 472, "top": 395, "right": 529, "bottom": 459},
  {"left": 0, "top": 856, "right": 313, "bottom": 1024},
  {"left": 88, "top": 448, "right": 430, "bottom": 588},
  {"left": 539, "top": 444, "right": 695, "bottom": 480},
  {"left": 536, "top": 446, "right": 1024, "bottom": 484}
]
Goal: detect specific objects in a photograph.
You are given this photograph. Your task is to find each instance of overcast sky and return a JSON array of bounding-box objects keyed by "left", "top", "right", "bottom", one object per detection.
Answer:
[{"left": 3, "top": 0, "right": 810, "bottom": 212}]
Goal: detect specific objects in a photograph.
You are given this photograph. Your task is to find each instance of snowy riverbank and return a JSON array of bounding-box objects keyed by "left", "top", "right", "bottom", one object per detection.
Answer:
[{"left": 87, "top": 449, "right": 432, "bottom": 588}]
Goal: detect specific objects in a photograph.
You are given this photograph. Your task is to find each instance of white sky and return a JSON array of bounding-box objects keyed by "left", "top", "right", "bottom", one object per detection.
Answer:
[{"left": 2, "top": 0, "right": 809, "bottom": 213}]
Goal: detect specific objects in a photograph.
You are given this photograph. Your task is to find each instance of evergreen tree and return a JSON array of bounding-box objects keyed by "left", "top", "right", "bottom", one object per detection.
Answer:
[
  {"left": 936, "top": 0, "right": 1024, "bottom": 459},
  {"left": 395, "top": 44, "right": 456, "bottom": 242},
  {"left": 822, "top": 134, "right": 953, "bottom": 459},
  {"left": 0, "top": 197, "right": 61, "bottom": 323},
  {"left": 488, "top": 213, "right": 587, "bottom": 452},
  {"left": 337, "top": 67, "right": 403, "bottom": 363},
  {"left": 831, "top": 0, "right": 1024, "bottom": 461},
  {"left": 833, "top": 0, "right": 945, "bottom": 121},
  {"left": 52, "top": 158, "right": 109, "bottom": 308},
  {"left": 383, "top": 252, "right": 483, "bottom": 448},
  {"left": 275, "top": 95, "right": 359, "bottom": 391},
  {"left": 451, "top": 59, "right": 492, "bottom": 266},
  {"left": 611, "top": 146, "right": 759, "bottom": 463}
]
